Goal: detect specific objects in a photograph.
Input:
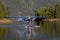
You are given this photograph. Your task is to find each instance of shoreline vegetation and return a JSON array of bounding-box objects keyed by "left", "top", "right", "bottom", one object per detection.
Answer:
[{"left": 0, "top": 18, "right": 60, "bottom": 24}]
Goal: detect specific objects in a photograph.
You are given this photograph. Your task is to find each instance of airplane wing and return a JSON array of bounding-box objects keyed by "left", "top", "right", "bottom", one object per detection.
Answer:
[
  {"left": 4, "top": 16, "right": 48, "bottom": 22},
  {"left": 5, "top": 16, "right": 48, "bottom": 18},
  {"left": 4, "top": 16, "right": 24, "bottom": 18}
]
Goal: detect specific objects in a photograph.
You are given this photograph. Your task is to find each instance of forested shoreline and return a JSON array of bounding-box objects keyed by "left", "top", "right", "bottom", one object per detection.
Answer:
[{"left": 35, "top": 3, "right": 60, "bottom": 18}]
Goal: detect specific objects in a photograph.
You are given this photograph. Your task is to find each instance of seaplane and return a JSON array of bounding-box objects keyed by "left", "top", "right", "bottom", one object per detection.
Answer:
[
  {"left": 5, "top": 16, "right": 48, "bottom": 22},
  {"left": 4, "top": 16, "right": 48, "bottom": 29},
  {"left": 4, "top": 16, "right": 48, "bottom": 39}
]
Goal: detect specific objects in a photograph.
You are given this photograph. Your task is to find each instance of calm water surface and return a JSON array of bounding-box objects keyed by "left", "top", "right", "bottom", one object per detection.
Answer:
[{"left": 0, "top": 21, "right": 60, "bottom": 40}]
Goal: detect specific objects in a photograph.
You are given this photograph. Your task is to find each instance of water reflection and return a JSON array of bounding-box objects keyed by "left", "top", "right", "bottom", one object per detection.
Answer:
[
  {"left": 6, "top": 24, "right": 49, "bottom": 40},
  {"left": 7, "top": 24, "right": 37, "bottom": 40},
  {"left": 0, "top": 21, "right": 60, "bottom": 40}
]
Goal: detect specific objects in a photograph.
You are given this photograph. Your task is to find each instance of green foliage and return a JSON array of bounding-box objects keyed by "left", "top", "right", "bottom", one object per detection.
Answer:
[
  {"left": 35, "top": 3, "right": 60, "bottom": 26},
  {"left": 0, "top": 0, "right": 10, "bottom": 19},
  {"left": 35, "top": 5, "right": 54, "bottom": 18},
  {"left": 44, "top": 5, "right": 54, "bottom": 18},
  {"left": 35, "top": 8, "right": 45, "bottom": 16},
  {"left": 55, "top": 3, "right": 60, "bottom": 18},
  {"left": 35, "top": 3, "right": 60, "bottom": 18}
]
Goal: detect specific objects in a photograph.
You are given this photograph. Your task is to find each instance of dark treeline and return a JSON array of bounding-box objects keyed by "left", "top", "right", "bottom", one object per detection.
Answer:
[{"left": 35, "top": 3, "right": 60, "bottom": 18}]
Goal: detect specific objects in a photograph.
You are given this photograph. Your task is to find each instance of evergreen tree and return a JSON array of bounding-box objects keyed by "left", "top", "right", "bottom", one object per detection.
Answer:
[
  {"left": 44, "top": 5, "right": 54, "bottom": 18},
  {"left": 55, "top": 3, "right": 60, "bottom": 18}
]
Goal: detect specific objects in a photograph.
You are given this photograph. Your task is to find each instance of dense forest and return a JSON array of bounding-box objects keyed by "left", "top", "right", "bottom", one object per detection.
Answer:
[
  {"left": 35, "top": 3, "right": 60, "bottom": 18},
  {"left": 0, "top": 0, "right": 9, "bottom": 19},
  {"left": 35, "top": 3, "right": 60, "bottom": 25}
]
